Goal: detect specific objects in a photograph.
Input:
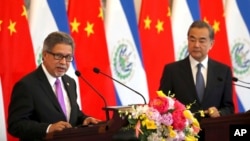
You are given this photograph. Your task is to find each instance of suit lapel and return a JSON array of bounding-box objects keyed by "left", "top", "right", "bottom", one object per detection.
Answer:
[
  {"left": 181, "top": 57, "right": 204, "bottom": 103},
  {"left": 61, "top": 76, "right": 75, "bottom": 106},
  {"left": 203, "top": 59, "right": 217, "bottom": 101},
  {"left": 36, "top": 66, "right": 65, "bottom": 114},
  {"left": 61, "top": 76, "right": 76, "bottom": 122},
  {"left": 181, "top": 57, "right": 197, "bottom": 92}
]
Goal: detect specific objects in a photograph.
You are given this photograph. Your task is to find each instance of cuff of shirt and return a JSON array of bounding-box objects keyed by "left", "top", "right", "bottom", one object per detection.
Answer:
[{"left": 46, "top": 124, "right": 52, "bottom": 133}]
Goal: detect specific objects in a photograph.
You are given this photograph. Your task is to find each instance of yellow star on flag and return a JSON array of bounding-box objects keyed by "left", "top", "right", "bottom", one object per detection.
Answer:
[
  {"left": 203, "top": 17, "right": 209, "bottom": 25},
  {"left": 84, "top": 21, "right": 94, "bottom": 37},
  {"left": 8, "top": 20, "right": 17, "bottom": 35},
  {"left": 21, "top": 5, "right": 28, "bottom": 19},
  {"left": 98, "top": 7, "right": 104, "bottom": 20},
  {"left": 167, "top": 6, "right": 171, "bottom": 17},
  {"left": 70, "top": 17, "right": 80, "bottom": 33},
  {"left": 212, "top": 20, "right": 220, "bottom": 33},
  {"left": 155, "top": 20, "right": 164, "bottom": 33},
  {"left": 144, "top": 16, "right": 151, "bottom": 29}
]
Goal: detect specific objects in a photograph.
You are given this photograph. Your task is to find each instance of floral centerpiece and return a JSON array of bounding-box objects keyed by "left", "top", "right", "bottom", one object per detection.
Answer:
[{"left": 119, "top": 90, "right": 201, "bottom": 141}]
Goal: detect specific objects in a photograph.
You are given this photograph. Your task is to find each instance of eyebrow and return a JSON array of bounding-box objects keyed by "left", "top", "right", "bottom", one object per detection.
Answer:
[{"left": 189, "top": 35, "right": 207, "bottom": 40}]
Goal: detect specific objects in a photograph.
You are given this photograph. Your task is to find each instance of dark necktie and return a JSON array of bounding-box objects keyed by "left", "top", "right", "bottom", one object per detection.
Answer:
[
  {"left": 55, "top": 78, "right": 67, "bottom": 117},
  {"left": 196, "top": 63, "right": 205, "bottom": 102}
]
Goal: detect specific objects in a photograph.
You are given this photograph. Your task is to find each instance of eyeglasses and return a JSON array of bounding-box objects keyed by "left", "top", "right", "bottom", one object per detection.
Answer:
[{"left": 46, "top": 51, "right": 73, "bottom": 62}]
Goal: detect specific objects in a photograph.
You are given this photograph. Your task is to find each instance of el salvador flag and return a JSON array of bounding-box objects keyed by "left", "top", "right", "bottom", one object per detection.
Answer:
[
  {"left": 105, "top": 0, "right": 149, "bottom": 105},
  {"left": 28, "top": 0, "right": 81, "bottom": 106},
  {"left": 225, "top": 0, "right": 250, "bottom": 112},
  {"left": 171, "top": 0, "right": 200, "bottom": 61}
]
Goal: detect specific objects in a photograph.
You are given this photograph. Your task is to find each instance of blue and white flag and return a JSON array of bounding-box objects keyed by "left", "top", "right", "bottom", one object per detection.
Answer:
[
  {"left": 225, "top": 0, "right": 250, "bottom": 112},
  {"left": 171, "top": 0, "right": 200, "bottom": 61},
  {"left": 104, "top": 0, "right": 149, "bottom": 105},
  {"left": 28, "top": 0, "right": 81, "bottom": 106}
]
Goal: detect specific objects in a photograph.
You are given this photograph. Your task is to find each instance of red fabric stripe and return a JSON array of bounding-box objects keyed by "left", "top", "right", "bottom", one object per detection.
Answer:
[
  {"left": 200, "top": 0, "right": 238, "bottom": 112},
  {"left": 67, "top": 0, "right": 116, "bottom": 120},
  {"left": 0, "top": 0, "right": 36, "bottom": 140},
  {"left": 139, "top": 0, "right": 175, "bottom": 99}
]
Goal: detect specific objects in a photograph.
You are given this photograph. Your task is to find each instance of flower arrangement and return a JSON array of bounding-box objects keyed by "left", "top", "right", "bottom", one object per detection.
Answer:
[{"left": 119, "top": 90, "right": 201, "bottom": 141}]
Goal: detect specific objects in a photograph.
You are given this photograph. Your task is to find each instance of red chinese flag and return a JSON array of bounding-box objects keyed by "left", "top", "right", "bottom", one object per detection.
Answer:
[
  {"left": 67, "top": 0, "right": 116, "bottom": 120},
  {"left": 200, "top": 0, "right": 238, "bottom": 112},
  {"left": 139, "top": 0, "right": 175, "bottom": 99},
  {"left": 0, "top": 0, "right": 36, "bottom": 140}
]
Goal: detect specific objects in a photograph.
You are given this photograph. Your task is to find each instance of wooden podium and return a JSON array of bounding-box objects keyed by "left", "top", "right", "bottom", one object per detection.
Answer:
[
  {"left": 44, "top": 106, "right": 133, "bottom": 141},
  {"left": 201, "top": 112, "right": 250, "bottom": 141}
]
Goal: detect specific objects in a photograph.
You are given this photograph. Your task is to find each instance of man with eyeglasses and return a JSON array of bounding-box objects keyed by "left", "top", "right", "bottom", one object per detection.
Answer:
[{"left": 8, "top": 31, "right": 101, "bottom": 141}]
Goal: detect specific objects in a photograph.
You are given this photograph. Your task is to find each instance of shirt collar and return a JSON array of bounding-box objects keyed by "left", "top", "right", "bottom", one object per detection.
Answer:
[
  {"left": 189, "top": 55, "right": 208, "bottom": 69},
  {"left": 41, "top": 64, "right": 61, "bottom": 86}
]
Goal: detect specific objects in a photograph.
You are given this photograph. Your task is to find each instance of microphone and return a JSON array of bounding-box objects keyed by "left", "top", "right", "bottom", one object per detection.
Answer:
[
  {"left": 217, "top": 77, "right": 250, "bottom": 89},
  {"left": 232, "top": 77, "right": 250, "bottom": 84},
  {"left": 231, "top": 77, "right": 250, "bottom": 89},
  {"left": 93, "top": 67, "right": 147, "bottom": 104},
  {"left": 75, "top": 70, "right": 110, "bottom": 121}
]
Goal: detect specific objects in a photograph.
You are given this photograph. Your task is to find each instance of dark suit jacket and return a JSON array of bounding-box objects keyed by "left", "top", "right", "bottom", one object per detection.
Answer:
[
  {"left": 8, "top": 65, "right": 88, "bottom": 141},
  {"left": 159, "top": 57, "right": 234, "bottom": 121}
]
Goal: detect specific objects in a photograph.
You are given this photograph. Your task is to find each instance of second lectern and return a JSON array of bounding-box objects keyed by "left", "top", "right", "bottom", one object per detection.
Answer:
[{"left": 201, "top": 112, "right": 250, "bottom": 141}]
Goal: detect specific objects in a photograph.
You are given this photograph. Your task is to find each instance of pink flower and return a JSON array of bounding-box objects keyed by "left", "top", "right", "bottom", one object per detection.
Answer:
[
  {"left": 149, "top": 96, "right": 169, "bottom": 114},
  {"left": 146, "top": 107, "right": 161, "bottom": 122},
  {"left": 174, "top": 99, "right": 186, "bottom": 111},
  {"left": 160, "top": 113, "right": 173, "bottom": 126},
  {"left": 119, "top": 90, "right": 201, "bottom": 141},
  {"left": 172, "top": 110, "right": 186, "bottom": 131}
]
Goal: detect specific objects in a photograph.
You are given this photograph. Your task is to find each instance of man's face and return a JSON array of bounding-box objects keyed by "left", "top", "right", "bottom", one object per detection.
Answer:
[
  {"left": 42, "top": 43, "right": 73, "bottom": 77},
  {"left": 187, "top": 27, "right": 214, "bottom": 62}
]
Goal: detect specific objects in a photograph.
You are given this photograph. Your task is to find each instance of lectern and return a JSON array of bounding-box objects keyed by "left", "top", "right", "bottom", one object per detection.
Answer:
[
  {"left": 44, "top": 106, "right": 133, "bottom": 141},
  {"left": 201, "top": 112, "right": 250, "bottom": 141}
]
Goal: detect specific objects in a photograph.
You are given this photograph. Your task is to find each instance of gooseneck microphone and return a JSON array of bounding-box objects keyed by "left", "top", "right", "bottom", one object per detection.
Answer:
[
  {"left": 75, "top": 70, "right": 110, "bottom": 121},
  {"left": 217, "top": 77, "right": 250, "bottom": 89},
  {"left": 232, "top": 77, "right": 250, "bottom": 84},
  {"left": 93, "top": 67, "right": 147, "bottom": 104},
  {"left": 231, "top": 77, "right": 250, "bottom": 89}
]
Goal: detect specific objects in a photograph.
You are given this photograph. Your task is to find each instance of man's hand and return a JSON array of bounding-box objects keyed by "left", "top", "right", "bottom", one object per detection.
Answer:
[
  {"left": 204, "top": 106, "right": 220, "bottom": 118},
  {"left": 48, "top": 121, "right": 72, "bottom": 133},
  {"left": 83, "top": 117, "right": 102, "bottom": 125}
]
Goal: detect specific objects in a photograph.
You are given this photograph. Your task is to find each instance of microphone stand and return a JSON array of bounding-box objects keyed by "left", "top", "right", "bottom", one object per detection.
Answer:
[
  {"left": 233, "top": 77, "right": 250, "bottom": 85},
  {"left": 233, "top": 83, "right": 250, "bottom": 89},
  {"left": 93, "top": 67, "right": 147, "bottom": 104},
  {"left": 75, "top": 71, "right": 110, "bottom": 121}
]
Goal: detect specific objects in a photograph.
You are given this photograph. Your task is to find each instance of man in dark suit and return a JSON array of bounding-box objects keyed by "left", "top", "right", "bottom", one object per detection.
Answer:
[
  {"left": 159, "top": 21, "right": 234, "bottom": 140},
  {"left": 8, "top": 31, "right": 101, "bottom": 141}
]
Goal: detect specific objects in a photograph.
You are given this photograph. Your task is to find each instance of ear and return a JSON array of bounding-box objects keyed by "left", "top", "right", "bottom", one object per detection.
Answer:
[
  {"left": 42, "top": 51, "right": 47, "bottom": 60},
  {"left": 209, "top": 40, "right": 215, "bottom": 50}
]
